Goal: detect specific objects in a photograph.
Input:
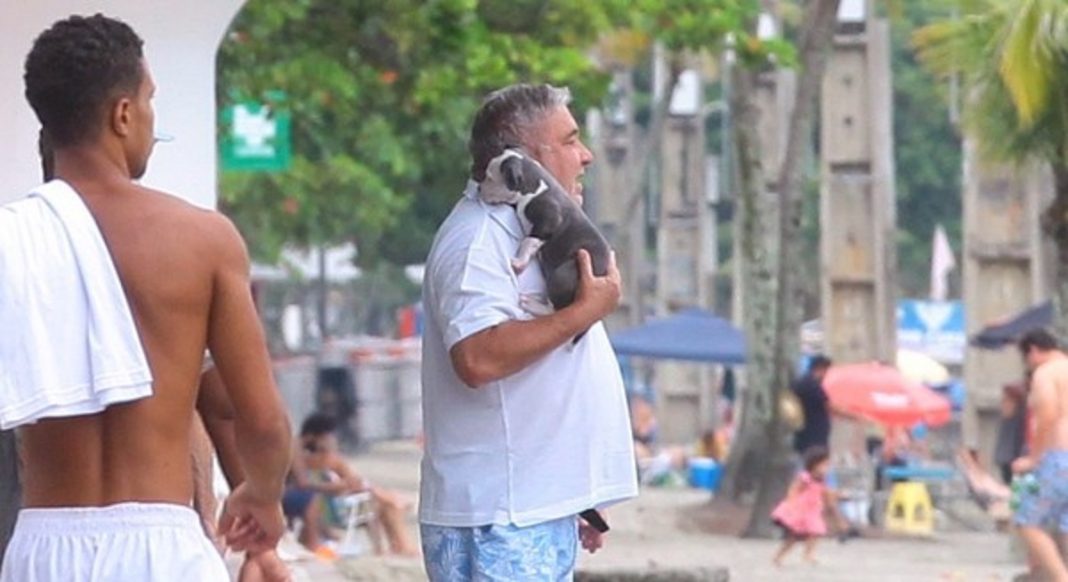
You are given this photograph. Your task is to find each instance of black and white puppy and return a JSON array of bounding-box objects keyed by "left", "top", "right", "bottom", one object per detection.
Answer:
[
  {"left": 480, "top": 148, "right": 611, "bottom": 330},
  {"left": 480, "top": 149, "right": 614, "bottom": 531}
]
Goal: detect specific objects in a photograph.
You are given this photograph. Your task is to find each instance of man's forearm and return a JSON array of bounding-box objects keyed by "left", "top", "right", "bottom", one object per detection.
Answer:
[
  {"left": 203, "top": 415, "right": 246, "bottom": 489},
  {"left": 234, "top": 415, "right": 291, "bottom": 500},
  {"left": 450, "top": 303, "right": 598, "bottom": 387},
  {"left": 196, "top": 368, "right": 250, "bottom": 489}
]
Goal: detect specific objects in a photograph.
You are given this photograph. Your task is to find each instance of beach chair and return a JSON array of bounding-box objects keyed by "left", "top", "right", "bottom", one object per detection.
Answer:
[{"left": 334, "top": 491, "right": 377, "bottom": 558}]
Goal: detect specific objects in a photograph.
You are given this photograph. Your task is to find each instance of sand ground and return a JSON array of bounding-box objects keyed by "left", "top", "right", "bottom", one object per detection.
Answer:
[{"left": 256, "top": 441, "right": 1025, "bottom": 582}]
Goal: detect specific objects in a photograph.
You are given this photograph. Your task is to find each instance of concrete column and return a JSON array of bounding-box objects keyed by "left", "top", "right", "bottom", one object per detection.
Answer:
[
  {"left": 819, "top": 2, "right": 898, "bottom": 464},
  {"left": 650, "top": 67, "right": 716, "bottom": 444},
  {"left": 589, "top": 69, "right": 642, "bottom": 331},
  {"left": 656, "top": 82, "right": 708, "bottom": 313},
  {"left": 961, "top": 138, "right": 1052, "bottom": 462},
  {"left": 819, "top": 7, "right": 897, "bottom": 367}
]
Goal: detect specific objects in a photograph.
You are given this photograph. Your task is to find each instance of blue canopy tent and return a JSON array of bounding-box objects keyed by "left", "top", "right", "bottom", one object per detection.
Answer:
[{"left": 609, "top": 308, "right": 747, "bottom": 364}]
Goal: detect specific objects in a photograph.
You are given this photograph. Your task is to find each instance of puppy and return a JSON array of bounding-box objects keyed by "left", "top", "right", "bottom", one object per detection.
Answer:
[
  {"left": 480, "top": 149, "right": 613, "bottom": 532},
  {"left": 479, "top": 148, "right": 612, "bottom": 337}
]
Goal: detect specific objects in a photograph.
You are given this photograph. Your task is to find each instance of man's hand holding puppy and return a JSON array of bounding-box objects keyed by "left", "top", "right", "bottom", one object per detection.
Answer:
[{"left": 572, "top": 249, "right": 621, "bottom": 323}]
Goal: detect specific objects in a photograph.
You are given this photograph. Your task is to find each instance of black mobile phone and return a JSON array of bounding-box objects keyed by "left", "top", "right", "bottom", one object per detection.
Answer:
[{"left": 579, "top": 509, "right": 609, "bottom": 533}]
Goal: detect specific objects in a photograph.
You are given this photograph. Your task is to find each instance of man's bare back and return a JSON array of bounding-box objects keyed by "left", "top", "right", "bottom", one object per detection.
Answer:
[
  {"left": 18, "top": 181, "right": 273, "bottom": 509},
  {"left": 1029, "top": 354, "right": 1068, "bottom": 455},
  {"left": 4, "top": 16, "right": 292, "bottom": 580}
]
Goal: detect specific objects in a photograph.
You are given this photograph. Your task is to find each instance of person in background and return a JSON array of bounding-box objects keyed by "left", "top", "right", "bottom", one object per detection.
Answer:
[
  {"left": 283, "top": 413, "right": 417, "bottom": 557},
  {"left": 693, "top": 428, "right": 729, "bottom": 463},
  {"left": 630, "top": 395, "right": 694, "bottom": 486},
  {"left": 995, "top": 381, "right": 1028, "bottom": 485},
  {"left": 793, "top": 355, "right": 837, "bottom": 455},
  {"left": 771, "top": 446, "right": 849, "bottom": 567},
  {"left": 1012, "top": 329, "right": 1068, "bottom": 582},
  {"left": 630, "top": 394, "right": 658, "bottom": 461},
  {"left": 195, "top": 366, "right": 291, "bottom": 581},
  {"left": 875, "top": 424, "right": 913, "bottom": 490}
]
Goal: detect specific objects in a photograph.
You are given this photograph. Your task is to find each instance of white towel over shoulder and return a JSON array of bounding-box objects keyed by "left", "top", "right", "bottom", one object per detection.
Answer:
[{"left": 0, "top": 180, "right": 153, "bottom": 430}]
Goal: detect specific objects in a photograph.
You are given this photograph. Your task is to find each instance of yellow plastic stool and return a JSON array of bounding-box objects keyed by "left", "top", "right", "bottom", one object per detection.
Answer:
[{"left": 884, "top": 482, "right": 934, "bottom": 535}]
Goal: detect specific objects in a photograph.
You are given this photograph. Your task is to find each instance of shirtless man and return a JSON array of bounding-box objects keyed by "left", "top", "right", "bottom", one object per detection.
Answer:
[
  {"left": 1013, "top": 328, "right": 1068, "bottom": 582},
  {"left": 2, "top": 14, "right": 291, "bottom": 581}
]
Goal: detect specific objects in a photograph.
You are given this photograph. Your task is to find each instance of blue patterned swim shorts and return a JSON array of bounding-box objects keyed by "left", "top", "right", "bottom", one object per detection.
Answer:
[
  {"left": 1015, "top": 450, "right": 1068, "bottom": 531},
  {"left": 420, "top": 516, "right": 578, "bottom": 582}
]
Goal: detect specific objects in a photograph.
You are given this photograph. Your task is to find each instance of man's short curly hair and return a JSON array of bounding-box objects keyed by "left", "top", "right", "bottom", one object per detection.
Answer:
[
  {"left": 24, "top": 14, "right": 145, "bottom": 147},
  {"left": 1019, "top": 328, "right": 1059, "bottom": 355},
  {"left": 468, "top": 84, "right": 571, "bottom": 182}
]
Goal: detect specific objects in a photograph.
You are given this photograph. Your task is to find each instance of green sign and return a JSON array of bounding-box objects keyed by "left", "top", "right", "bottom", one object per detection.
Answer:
[{"left": 220, "top": 101, "right": 292, "bottom": 172}]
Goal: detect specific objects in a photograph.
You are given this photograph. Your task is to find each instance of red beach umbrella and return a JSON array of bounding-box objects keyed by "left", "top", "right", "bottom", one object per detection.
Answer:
[{"left": 823, "top": 362, "right": 952, "bottom": 427}]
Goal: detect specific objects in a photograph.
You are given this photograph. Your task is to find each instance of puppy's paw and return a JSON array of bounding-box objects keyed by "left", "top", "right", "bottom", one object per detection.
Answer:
[{"left": 519, "top": 294, "right": 554, "bottom": 316}]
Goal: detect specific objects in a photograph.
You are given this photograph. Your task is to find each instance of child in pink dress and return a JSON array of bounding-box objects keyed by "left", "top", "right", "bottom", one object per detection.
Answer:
[{"left": 772, "top": 446, "right": 847, "bottom": 566}]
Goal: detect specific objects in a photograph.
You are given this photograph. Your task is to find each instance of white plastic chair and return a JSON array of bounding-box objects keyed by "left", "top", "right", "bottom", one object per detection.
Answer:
[{"left": 335, "top": 491, "right": 377, "bottom": 557}]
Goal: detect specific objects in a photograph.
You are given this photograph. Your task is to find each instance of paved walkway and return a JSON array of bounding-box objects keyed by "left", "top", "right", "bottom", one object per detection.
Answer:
[{"left": 270, "top": 442, "right": 1026, "bottom": 581}]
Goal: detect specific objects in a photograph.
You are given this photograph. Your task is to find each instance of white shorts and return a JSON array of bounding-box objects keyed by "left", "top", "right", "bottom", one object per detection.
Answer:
[{"left": 0, "top": 502, "right": 228, "bottom": 582}]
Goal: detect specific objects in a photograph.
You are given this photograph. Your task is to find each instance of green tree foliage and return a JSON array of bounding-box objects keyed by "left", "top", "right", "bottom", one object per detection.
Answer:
[
  {"left": 218, "top": 0, "right": 622, "bottom": 265},
  {"left": 916, "top": 0, "right": 1068, "bottom": 333},
  {"left": 891, "top": 3, "right": 963, "bottom": 298},
  {"left": 218, "top": 0, "right": 769, "bottom": 267},
  {"left": 724, "top": 4, "right": 964, "bottom": 308},
  {"left": 916, "top": 0, "right": 1068, "bottom": 164}
]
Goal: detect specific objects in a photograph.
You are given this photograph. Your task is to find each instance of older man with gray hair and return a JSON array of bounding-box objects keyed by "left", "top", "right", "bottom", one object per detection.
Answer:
[{"left": 419, "top": 84, "right": 638, "bottom": 580}]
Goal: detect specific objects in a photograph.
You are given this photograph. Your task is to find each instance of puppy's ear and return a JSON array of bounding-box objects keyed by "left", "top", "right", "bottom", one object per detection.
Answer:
[{"left": 500, "top": 156, "right": 525, "bottom": 192}]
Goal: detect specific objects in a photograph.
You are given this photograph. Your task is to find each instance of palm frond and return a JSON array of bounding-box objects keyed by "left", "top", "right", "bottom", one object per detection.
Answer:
[
  {"left": 1000, "top": 0, "right": 1050, "bottom": 127},
  {"left": 913, "top": 10, "right": 1002, "bottom": 78},
  {"left": 914, "top": 0, "right": 1068, "bottom": 166}
]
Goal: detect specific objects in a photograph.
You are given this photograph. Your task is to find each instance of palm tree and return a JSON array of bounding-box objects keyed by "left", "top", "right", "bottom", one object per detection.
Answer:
[{"left": 914, "top": 0, "right": 1068, "bottom": 335}]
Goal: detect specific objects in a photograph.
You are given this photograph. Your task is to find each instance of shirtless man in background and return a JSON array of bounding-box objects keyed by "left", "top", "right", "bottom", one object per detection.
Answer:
[
  {"left": 2, "top": 14, "right": 291, "bottom": 581},
  {"left": 1013, "top": 328, "right": 1068, "bottom": 582}
]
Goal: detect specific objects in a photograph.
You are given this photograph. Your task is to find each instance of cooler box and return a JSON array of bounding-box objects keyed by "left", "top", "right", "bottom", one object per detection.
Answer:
[{"left": 688, "top": 457, "right": 723, "bottom": 491}]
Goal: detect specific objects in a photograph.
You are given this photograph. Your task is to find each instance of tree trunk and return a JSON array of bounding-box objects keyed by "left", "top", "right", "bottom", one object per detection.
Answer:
[
  {"left": 736, "top": 0, "right": 843, "bottom": 538},
  {"left": 0, "top": 430, "right": 20, "bottom": 566},
  {"left": 1043, "top": 163, "right": 1068, "bottom": 341},
  {"left": 720, "top": 53, "right": 782, "bottom": 504},
  {"left": 749, "top": 0, "right": 842, "bottom": 537}
]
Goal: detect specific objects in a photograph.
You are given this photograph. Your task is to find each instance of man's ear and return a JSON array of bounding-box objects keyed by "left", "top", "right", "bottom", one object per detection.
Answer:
[
  {"left": 500, "top": 156, "right": 524, "bottom": 192},
  {"left": 111, "top": 97, "right": 133, "bottom": 138}
]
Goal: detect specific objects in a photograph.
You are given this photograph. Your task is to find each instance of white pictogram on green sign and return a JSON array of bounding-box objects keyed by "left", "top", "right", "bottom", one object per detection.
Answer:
[{"left": 221, "top": 101, "right": 291, "bottom": 172}]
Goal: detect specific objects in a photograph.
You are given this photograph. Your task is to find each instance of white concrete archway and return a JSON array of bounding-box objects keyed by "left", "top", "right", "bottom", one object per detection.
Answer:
[{"left": 0, "top": 0, "right": 246, "bottom": 206}]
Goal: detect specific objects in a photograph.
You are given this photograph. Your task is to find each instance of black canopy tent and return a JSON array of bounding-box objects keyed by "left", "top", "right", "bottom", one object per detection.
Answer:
[{"left": 970, "top": 301, "right": 1052, "bottom": 350}]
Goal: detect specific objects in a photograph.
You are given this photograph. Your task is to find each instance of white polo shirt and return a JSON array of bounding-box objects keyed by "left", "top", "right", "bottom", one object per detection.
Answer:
[{"left": 419, "top": 181, "right": 638, "bottom": 528}]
